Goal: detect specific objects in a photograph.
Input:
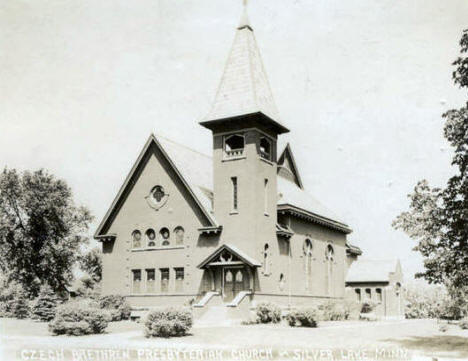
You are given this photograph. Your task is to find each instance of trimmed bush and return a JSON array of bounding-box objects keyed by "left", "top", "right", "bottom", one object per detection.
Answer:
[
  {"left": 459, "top": 318, "right": 468, "bottom": 329},
  {"left": 48, "top": 300, "right": 110, "bottom": 336},
  {"left": 255, "top": 302, "right": 281, "bottom": 324},
  {"left": 32, "top": 284, "right": 59, "bottom": 321},
  {"left": 99, "top": 294, "right": 131, "bottom": 321},
  {"left": 317, "top": 300, "right": 352, "bottom": 321},
  {"left": 286, "top": 308, "right": 318, "bottom": 328},
  {"left": 144, "top": 307, "right": 193, "bottom": 338}
]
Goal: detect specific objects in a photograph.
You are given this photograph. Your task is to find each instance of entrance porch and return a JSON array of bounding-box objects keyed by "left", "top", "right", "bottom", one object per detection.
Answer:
[{"left": 197, "top": 244, "right": 261, "bottom": 304}]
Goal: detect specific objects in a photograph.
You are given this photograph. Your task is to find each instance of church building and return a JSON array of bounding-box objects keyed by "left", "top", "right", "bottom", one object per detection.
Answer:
[{"left": 94, "top": 6, "right": 402, "bottom": 317}]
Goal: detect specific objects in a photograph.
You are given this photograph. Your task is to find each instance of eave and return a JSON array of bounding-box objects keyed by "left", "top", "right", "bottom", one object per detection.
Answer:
[{"left": 277, "top": 204, "right": 352, "bottom": 234}]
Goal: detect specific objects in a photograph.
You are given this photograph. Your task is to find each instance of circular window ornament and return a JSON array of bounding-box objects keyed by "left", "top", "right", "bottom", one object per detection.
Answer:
[{"left": 145, "top": 185, "right": 169, "bottom": 211}]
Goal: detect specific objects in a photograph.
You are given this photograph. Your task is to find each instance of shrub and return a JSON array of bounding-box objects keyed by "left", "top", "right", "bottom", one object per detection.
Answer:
[
  {"left": 361, "top": 301, "right": 377, "bottom": 314},
  {"left": 286, "top": 308, "right": 318, "bottom": 328},
  {"left": 459, "top": 318, "right": 468, "bottom": 330},
  {"left": 144, "top": 307, "right": 193, "bottom": 338},
  {"left": 99, "top": 295, "right": 131, "bottom": 321},
  {"left": 48, "top": 300, "right": 110, "bottom": 336},
  {"left": 32, "top": 284, "right": 60, "bottom": 321},
  {"left": 255, "top": 302, "right": 281, "bottom": 324},
  {"left": 317, "top": 300, "right": 352, "bottom": 321}
]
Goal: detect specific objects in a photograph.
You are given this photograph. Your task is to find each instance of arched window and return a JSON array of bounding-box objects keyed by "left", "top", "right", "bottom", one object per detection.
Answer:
[
  {"left": 174, "top": 226, "right": 185, "bottom": 245},
  {"left": 326, "top": 245, "right": 334, "bottom": 296},
  {"left": 395, "top": 282, "right": 401, "bottom": 296},
  {"left": 259, "top": 137, "right": 271, "bottom": 160},
  {"left": 146, "top": 229, "right": 156, "bottom": 247},
  {"left": 279, "top": 273, "right": 285, "bottom": 291},
  {"left": 160, "top": 227, "right": 170, "bottom": 246},
  {"left": 263, "top": 243, "right": 270, "bottom": 275},
  {"left": 376, "top": 288, "right": 382, "bottom": 302},
  {"left": 365, "top": 288, "right": 372, "bottom": 300},
  {"left": 224, "top": 134, "right": 245, "bottom": 158},
  {"left": 132, "top": 230, "right": 141, "bottom": 249},
  {"left": 303, "top": 239, "right": 313, "bottom": 290},
  {"left": 355, "top": 288, "right": 361, "bottom": 302}
]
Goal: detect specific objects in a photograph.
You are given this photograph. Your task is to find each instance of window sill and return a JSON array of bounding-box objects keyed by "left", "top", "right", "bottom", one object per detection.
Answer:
[
  {"left": 131, "top": 245, "right": 185, "bottom": 252},
  {"left": 259, "top": 157, "right": 274, "bottom": 166},
  {"left": 229, "top": 211, "right": 239, "bottom": 215},
  {"left": 222, "top": 156, "right": 246, "bottom": 162}
]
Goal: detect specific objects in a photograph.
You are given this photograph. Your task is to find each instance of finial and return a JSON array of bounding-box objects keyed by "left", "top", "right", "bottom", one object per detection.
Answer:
[{"left": 238, "top": 0, "right": 252, "bottom": 30}]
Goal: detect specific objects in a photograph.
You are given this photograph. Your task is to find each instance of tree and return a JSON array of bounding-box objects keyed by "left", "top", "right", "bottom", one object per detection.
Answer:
[
  {"left": 0, "top": 168, "right": 93, "bottom": 296},
  {"left": 78, "top": 247, "right": 102, "bottom": 283},
  {"left": 393, "top": 30, "right": 468, "bottom": 290},
  {"left": 32, "top": 284, "right": 60, "bottom": 321}
]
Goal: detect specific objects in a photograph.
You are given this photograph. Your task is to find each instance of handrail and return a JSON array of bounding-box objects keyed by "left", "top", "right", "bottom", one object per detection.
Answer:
[{"left": 193, "top": 291, "right": 219, "bottom": 308}]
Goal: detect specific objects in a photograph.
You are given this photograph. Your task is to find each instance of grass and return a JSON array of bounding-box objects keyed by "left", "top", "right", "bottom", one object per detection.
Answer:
[{"left": 2, "top": 318, "right": 468, "bottom": 360}]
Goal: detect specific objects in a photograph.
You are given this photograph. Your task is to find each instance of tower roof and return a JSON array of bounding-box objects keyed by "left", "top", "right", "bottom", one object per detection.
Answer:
[{"left": 200, "top": 4, "right": 289, "bottom": 134}]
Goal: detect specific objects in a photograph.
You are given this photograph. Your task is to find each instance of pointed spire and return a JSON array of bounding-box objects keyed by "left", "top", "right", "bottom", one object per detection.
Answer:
[
  {"left": 238, "top": 0, "right": 252, "bottom": 31},
  {"left": 201, "top": 1, "right": 289, "bottom": 134}
]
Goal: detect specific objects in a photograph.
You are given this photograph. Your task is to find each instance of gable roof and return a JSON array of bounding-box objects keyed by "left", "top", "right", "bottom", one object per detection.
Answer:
[
  {"left": 94, "top": 134, "right": 217, "bottom": 239},
  {"left": 95, "top": 134, "right": 351, "bottom": 238},
  {"left": 197, "top": 243, "right": 262, "bottom": 269},
  {"left": 278, "top": 143, "right": 304, "bottom": 189},
  {"left": 200, "top": 6, "right": 288, "bottom": 135},
  {"left": 346, "top": 259, "right": 400, "bottom": 283}
]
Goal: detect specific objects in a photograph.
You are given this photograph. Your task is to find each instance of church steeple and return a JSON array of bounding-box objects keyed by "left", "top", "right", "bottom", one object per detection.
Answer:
[{"left": 200, "top": 2, "right": 289, "bottom": 135}]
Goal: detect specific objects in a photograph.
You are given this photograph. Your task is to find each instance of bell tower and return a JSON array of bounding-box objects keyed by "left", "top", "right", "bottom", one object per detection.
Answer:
[{"left": 200, "top": 2, "right": 289, "bottom": 259}]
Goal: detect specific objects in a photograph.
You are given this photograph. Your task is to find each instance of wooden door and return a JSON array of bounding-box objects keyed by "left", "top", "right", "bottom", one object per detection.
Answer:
[{"left": 224, "top": 269, "right": 234, "bottom": 302}]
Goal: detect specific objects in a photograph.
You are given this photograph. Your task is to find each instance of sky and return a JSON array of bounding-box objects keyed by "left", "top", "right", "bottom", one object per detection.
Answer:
[{"left": 1, "top": 0, "right": 468, "bottom": 280}]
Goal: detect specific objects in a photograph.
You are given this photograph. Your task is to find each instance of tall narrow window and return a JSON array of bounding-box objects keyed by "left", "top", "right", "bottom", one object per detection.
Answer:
[
  {"left": 160, "top": 268, "right": 169, "bottom": 293},
  {"left": 264, "top": 179, "right": 269, "bottom": 214},
  {"left": 132, "top": 230, "right": 141, "bottom": 249},
  {"left": 365, "top": 288, "right": 372, "bottom": 300},
  {"left": 132, "top": 270, "right": 141, "bottom": 294},
  {"left": 326, "top": 245, "right": 334, "bottom": 296},
  {"left": 146, "top": 269, "right": 155, "bottom": 293},
  {"left": 174, "top": 226, "right": 184, "bottom": 245},
  {"left": 160, "top": 228, "right": 170, "bottom": 246},
  {"left": 355, "top": 288, "right": 361, "bottom": 302},
  {"left": 175, "top": 268, "right": 184, "bottom": 292},
  {"left": 304, "top": 239, "right": 313, "bottom": 290},
  {"left": 376, "top": 288, "right": 382, "bottom": 302},
  {"left": 263, "top": 243, "right": 270, "bottom": 275},
  {"left": 279, "top": 273, "right": 285, "bottom": 291},
  {"left": 146, "top": 229, "right": 156, "bottom": 247},
  {"left": 231, "top": 177, "right": 238, "bottom": 211}
]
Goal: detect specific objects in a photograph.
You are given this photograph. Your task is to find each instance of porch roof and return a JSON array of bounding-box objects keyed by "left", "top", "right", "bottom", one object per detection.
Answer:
[{"left": 197, "top": 243, "right": 262, "bottom": 269}]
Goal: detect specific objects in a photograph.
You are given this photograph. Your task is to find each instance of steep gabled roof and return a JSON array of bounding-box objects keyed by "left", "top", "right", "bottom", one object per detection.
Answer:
[
  {"left": 346, "top": 259, "right": 401, "bottom": 283},
  {"left": 94, "top": 134, "right": 217, "bottom": 239},
  {"left": 278, "top": 143, "right": 304, "bottom": 189},
  {"left": 200, "top": 5, "right": 288, "bottom": 135},
  {"left": 197, "top": 243, "right": 262, "bottom": 269}
]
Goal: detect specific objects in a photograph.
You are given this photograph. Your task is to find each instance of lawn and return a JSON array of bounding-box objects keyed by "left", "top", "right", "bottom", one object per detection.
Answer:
[{"left": 2, "top": 318, "right": 468, "bottom": 361}]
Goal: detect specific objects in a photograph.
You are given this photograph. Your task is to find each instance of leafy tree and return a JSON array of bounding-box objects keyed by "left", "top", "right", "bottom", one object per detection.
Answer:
[
  {"left": 78, "top": 247, "right": 102, "bottom": 283},
  {"left": 393, "top": 30, "right": 468, "bottom": 290},
  {"left": 0, "top": 168, "right": 93, "bottom": 296},
  {"left": 32, "top": 284, "right": 60, "bottom": 321}
]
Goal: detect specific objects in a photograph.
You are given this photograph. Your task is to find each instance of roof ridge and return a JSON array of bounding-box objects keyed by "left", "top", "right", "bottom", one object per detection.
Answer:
[{"left": 154, "top": 133, "right": 212, "bottom": 160}]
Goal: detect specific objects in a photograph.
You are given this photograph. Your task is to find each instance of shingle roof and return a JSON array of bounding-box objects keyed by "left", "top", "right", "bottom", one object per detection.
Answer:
[
  {"left": 346, "top": 259, "right": 399, "bottom": 283},
  {"left": 202, "top": 6, "right": 288, "bottom": 133}
]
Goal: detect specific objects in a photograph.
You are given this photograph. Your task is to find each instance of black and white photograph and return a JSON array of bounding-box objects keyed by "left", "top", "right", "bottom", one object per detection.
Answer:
[{"left": 1, "top": 1, "right": 468, "bottom": 360}]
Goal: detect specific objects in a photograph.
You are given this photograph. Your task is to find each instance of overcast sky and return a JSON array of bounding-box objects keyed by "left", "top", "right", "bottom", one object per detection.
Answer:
[{"left": 2, "top": 0, "right": 468, "bottom": 280}]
